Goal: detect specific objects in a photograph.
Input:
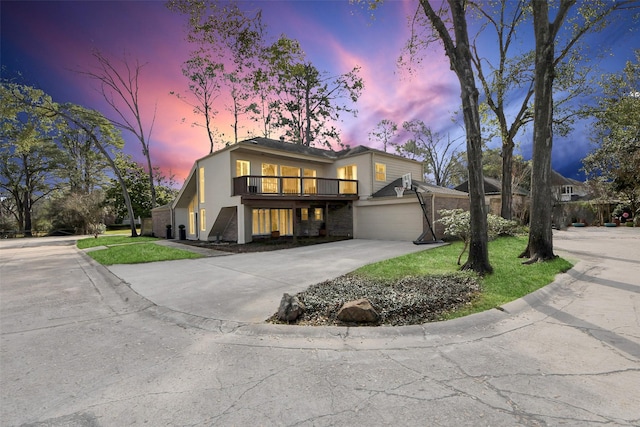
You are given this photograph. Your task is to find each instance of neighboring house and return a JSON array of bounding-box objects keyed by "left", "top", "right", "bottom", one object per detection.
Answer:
[
  {"left": 153, "top": 137, "right": 470, "bottom": 243},
  {"left": 454, "top": 177, "right": 529, "bottom": 219},
  {"left": 550, "top": 170, "right": 589, "bottom": 202}
]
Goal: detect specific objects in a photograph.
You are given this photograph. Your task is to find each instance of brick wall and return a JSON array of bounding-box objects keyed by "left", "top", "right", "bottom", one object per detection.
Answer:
[
  {"left": 151, "top": 207, "right": 172, "bottom": 238},
  {"left": 327, "top": 202, "right": 353, "bottom": 237},
  {"left": 431, "top": 195, "right": 470, "bottom": 238}
]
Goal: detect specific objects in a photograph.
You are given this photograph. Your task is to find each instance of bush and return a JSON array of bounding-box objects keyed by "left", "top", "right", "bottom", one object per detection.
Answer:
[{"left": 437, "top": 209, "right": 522, "bottom": 264}]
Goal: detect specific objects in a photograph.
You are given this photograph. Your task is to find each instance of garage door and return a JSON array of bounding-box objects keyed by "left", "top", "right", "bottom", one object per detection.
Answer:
[{"left": 355, "top": 203, "right": 423, "bottom": 241}]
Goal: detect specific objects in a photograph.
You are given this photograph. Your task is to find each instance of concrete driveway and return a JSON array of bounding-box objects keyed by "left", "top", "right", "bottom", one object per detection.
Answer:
[{"left": 107, "top": 239, "right": 438, "bottom": 323}]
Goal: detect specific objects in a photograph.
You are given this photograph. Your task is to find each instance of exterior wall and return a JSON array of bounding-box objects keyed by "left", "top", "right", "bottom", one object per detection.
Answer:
[
  {"left": 370, "top": 153, "right": 423, "bottom": 194},
  {"left": 326, "top": 202, "right": 353, "bottom": 237},
  {"left": 332, "top": 152, "right": 423, "bottom": 198},
  {"left": 230, "top": 150, "right": 332, "bottom": 178},
  {"left": 151, "top": 206, "right": 172, "bottom": 238},
  {"left": 331, "top": 154, "right": 371, "bottom": 199},
  {"left": 431, "top": 194, "right": 470, "bottom": 238}
]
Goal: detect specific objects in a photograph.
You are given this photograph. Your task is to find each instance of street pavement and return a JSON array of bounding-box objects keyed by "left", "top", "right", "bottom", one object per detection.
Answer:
[{"left": 1, "top": 228, "right": 639, "bottom": 426}]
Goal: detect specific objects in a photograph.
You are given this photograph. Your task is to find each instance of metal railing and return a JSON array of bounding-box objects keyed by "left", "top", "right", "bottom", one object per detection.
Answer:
[{"left": 233, "top": 176, "right": 358, "bottom": 196}]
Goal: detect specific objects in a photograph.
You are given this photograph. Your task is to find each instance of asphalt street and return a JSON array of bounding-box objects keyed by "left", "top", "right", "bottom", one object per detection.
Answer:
[{"left": 1, "top": 228, "right": 639, "bottom": 426}]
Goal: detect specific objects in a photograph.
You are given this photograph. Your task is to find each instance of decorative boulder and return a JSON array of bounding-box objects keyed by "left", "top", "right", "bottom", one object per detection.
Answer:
[
  {"left": 337, "top": 298, "right": 380, "bottom": 323},
  {"left": 277, "top": 293, "right": 305, "bottom": 322}
]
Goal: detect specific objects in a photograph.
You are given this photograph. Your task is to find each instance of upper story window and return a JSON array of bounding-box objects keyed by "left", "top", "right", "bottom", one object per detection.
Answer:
[
  {"left": 262, "top": 163, "right": 278, "bottom": 193},
  {"left": 562, "top": 185, "right": 573, "bottom": 194},
  {"left": 236, "top": 160, "right": 250, "bottom": 177},
  {"left": 337, "top": 164, "right": 357, "bottom": 194},
  {"left": 303, "top": 168, "right": 317, "bottom": 194},
  {"left": 199, "top": 167, "right": 205, "bottom": 203},
  {"left": 281, "top": 165, "right": 300, "bottom": 194},
  {"left": 375, "top": 163, "right": 386, "bottom": 181}
]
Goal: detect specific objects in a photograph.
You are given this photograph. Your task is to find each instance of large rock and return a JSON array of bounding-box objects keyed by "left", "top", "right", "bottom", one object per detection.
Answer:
[
  {"left": 277, "top": 293, "right": 305, "bottom": 322},
  {"left": 337, "top": 298, "right": 380, "bottom": 323}
]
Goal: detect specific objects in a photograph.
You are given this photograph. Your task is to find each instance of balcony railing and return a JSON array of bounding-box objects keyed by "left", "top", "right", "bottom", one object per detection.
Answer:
[{"left": 233, "top": 175, "right": 358, "bottom": 197}]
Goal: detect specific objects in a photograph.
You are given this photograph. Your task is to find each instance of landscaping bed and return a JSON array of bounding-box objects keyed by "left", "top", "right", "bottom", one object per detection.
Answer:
[{"left": 268, "top": 273, "right": 481, "bottom": 326}]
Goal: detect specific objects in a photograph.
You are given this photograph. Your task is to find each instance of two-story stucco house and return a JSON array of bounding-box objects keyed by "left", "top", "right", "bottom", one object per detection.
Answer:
[{"left": 152, "top": 137, "right": 469, "bottom": 243}]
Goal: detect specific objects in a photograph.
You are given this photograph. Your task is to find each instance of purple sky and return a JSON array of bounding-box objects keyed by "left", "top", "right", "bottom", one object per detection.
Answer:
[{"left": 2, "top": 1, "right": 637, "bottom": 184}]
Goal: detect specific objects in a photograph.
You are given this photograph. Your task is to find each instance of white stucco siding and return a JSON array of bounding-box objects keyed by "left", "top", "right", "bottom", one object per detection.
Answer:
[{"left": 354, "top": 199, "right": 423, "bottom": 241}]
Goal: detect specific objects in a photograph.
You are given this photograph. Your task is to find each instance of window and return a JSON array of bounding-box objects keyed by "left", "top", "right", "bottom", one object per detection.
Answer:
[
  {"left": 199, "top": 167, "right": 205, "bottom": 203},
  {"left": 337, "top": 165, "right": 357, "bottom": 194},
  {"left": 188, "top": 206, "right": 195, "bottom": 235},
  {"left": 262, "top": 163, "right": 278, "bottom": 193},
  {"left": 314, "top": 208, "right": 323, "bottom": 221},
  {"left": 281, "top": 166, "right": 300, "bottom": 194},
  {"left": 236, "top": 160, "right": 250, "bottom": 176},
  {"left": 200, "top": 209, "right": 206, "bottom": 231},
  {"left": 252, "top": 208, "right": 293, "bottom": 235},
  {"left": 301, "top": 208, "right": 309, "bottom": 221},
  {"left": 375, "top": 163, "right": 386, "bottom": 181},
  {"left": 562, "top": 185, "right": 573, "bottom": 194},
  {"left": 303, "top": 169, "right": 317, "bottom": 194}
]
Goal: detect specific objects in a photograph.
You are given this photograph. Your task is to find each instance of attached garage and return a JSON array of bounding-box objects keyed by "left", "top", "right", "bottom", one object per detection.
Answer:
[
  {"left": 355, "top": 199, "right": 423, "bottom": 241},
  {"left": 354, "top": 179, "right": 470, "bottom": 242}
]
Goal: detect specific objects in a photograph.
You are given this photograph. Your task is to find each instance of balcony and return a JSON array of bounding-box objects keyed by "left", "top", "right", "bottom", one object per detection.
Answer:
[{"left": 233, "top": 175, "right": 358, "bottom": 197}]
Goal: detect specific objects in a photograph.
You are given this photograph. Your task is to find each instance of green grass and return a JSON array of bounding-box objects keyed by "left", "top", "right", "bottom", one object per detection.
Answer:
[
  {"left": 85, "top": 243, "right": 202, "bottom": 265},
  {"left": 355, "top": 235, "right": 573, "bottom": 318},
  {"left": 77, "top": 235, "right": 159, "bottom": 249},
  {"left": 103, "top": 228, "right": 141, "bottom": 236}
]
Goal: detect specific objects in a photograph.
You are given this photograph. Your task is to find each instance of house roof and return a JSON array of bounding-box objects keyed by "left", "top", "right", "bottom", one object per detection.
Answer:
[
  {"left": 226, "top": 137, "right": 419, "bottom": 163},
  {"left": 550, "top": 170, "right": 583, "bottom": 187},
  {"left": 372, "top": 178, "right": 469, "bottom": 198},
  {"left": 454, "top": 177, "right": 529, "bottom": 196}
]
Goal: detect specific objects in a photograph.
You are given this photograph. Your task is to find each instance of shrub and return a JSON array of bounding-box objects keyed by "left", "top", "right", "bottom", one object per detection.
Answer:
[{"left": 437, "top": 209, "right": 521, "bottom": 264}]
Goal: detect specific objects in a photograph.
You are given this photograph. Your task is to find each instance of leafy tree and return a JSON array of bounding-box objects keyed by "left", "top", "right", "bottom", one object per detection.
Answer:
[
  {"left": 169, "top": 0, "right": 265, "bottom": 147},
  {"left": 409, "top": 0, "right": 492, "bottom": 274},
  {"left": 52, "top": 104, "right": 140, "bottom": 237},
  {"left": 368, "top": 119, "right": 398, "bottom": 152},
  {"left": 522, "top": 0, "right": 637, "bottom": 263},
  {"left": 482, "top": 147, "right": 531, "bottom": 191},
  {"left": 0, "top": 83, "right": 65, "bottom": 236},
  {"left": 469, "top": 0, "right": 610, "bottom": 220},
  {"left": 46, "top": 189, "right": 109, "bottom": 235},
  {"left": 105, "top": 155, "right": 179, "bottom": 220},
  {"left": 58, "top": 122, "right": 111, "bottom": 194},
  {"left": 394, "top": 119, "right": 463, "bottom": 187},
  {"left": 265, "top": 36, "right": 364, "bottom": 147},
  {"left": 583, "top": 51, "right": 640, "bottom": 219}
]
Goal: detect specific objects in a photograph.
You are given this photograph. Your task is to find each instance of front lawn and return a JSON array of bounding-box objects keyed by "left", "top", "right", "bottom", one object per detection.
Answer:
[
  {"left": 77, "top": 235, "right": 159, "bottom": 249},
  {"left": 356, "top": 235, "right": 573, "bottom": 320},
  {"left": 78, "top": 236, "right": 202, "bottom": 265}
]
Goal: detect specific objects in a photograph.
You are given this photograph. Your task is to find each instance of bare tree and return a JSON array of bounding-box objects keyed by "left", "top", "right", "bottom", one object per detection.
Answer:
[
  {"left": 395, "top": 119, "right": 463, "bottom": 187},
  {"left": 78, "top": 51, "right": 157, "bottom": 210}
]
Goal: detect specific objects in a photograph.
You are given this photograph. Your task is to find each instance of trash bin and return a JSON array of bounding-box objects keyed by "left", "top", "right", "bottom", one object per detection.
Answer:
[
  {"left": 178, "top": 225, "right": 186, "bottom": 240},
  {"left": 165, "top": 224, "right": 172, "bottom": 239}
]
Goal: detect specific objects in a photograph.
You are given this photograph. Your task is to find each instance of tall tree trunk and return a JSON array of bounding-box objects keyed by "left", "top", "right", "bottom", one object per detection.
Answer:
[
  {"left": 419, "top": 0, "right": 493, "bottom": 274},
  {"left": 23, "top": 192, "right": 33, "bottom": 237},
  {"left": 521, "top": 0, "right": 571, "bottom": 262},
  {"left": 501, "top": 138, "right": 514, "bottom": 220}
]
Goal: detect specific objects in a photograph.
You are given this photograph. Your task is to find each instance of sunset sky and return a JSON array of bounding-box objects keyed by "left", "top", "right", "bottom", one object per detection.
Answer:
[{"left": 2, "top": 0, "right": 638, "bottom": 184}]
